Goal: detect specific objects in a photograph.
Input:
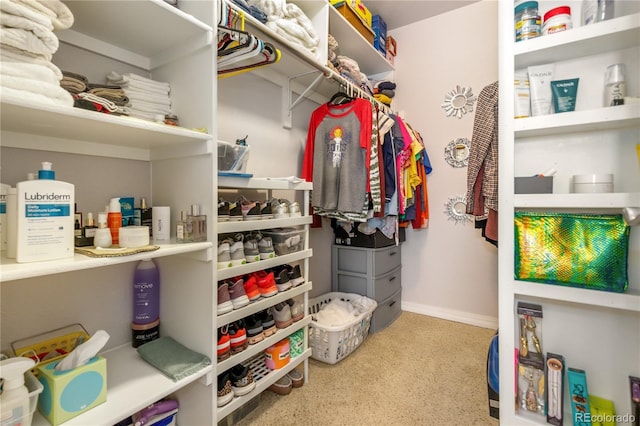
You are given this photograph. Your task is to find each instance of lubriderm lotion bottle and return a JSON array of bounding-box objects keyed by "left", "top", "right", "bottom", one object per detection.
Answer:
[{"left": 16, "top": 162, "right": 75, "bottom": 262}]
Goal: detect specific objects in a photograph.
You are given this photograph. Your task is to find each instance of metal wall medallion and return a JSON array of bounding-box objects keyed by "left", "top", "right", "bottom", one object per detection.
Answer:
[
  {"left": 441, "top": 85, "right": 477, "bottom": 119},
  {"left": 444, "top": 195, "right": 472, "bottom": 225},
  {"left": 444, "top": 138, "right": 471, "bottom": 168}
]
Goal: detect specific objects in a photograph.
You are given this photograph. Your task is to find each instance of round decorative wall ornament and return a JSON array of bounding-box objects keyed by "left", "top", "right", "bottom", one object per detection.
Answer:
[
  {"left": 441, "top": 85, "right": 477, "bottom": 119},
  {"left": 444, "top": 195, "right": 472, "bottom": 225},
  {"left": 444, "top": 138, "right": 471, "bottom": 168}
]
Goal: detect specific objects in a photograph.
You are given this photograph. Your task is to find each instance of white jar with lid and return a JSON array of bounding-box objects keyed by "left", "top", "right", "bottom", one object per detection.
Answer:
[
  {"left": 542, "top": 6, "right": 572, "bottom": 35},
  {"left": 571, "top": 174, "right": 614, "bottom": 193}
]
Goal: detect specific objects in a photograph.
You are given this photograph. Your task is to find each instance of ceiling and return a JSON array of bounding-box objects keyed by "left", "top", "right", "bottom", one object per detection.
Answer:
[{"left": 365, "top": 1, "right": 481, "bottom": 30}]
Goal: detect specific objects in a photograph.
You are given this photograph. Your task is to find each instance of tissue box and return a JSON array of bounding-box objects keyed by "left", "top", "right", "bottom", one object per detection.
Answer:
[{"left": 37, "top": 356, "right": 107, "bottom": 425}]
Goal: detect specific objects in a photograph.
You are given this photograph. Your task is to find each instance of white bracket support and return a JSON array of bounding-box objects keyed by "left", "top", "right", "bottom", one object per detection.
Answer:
[{"left": 282, "top": 70, "right": 324, "bottom": 129}]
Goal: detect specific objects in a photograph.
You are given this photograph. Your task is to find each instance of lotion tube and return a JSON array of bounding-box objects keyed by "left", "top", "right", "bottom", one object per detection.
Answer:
[{"left": 528, "top": 64, "right": 555, "bottom": 116}]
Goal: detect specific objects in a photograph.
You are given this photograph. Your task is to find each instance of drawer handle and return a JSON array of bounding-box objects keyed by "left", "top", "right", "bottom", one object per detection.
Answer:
[
  {"left": 389, "top": 251, "right": 397, "bottom": 256},
  {"left": 389, "top": 301, "right": 396, "bottom": 307},
  {"left": 388, "top": 276, "right": 396, "bottom": 282}
]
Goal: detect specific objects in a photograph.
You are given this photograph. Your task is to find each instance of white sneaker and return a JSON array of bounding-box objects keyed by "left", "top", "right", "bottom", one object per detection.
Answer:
[
  {"left": 288, "top": 201, "right": 302, "bottom": 218},
  {"left": 217, "top": 241, "right": 232, "bottom": 269}
]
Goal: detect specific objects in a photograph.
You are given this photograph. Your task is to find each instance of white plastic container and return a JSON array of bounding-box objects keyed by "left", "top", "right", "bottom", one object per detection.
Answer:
[
  {"left": 0, "top": 357, "right": 38, "bottom": 426},
  {"left": 119, "top": 226, "right": 150, "bottom": 248},
  {"left": 571, "top": 174, "right": 614, "bottom": 193},
  {"left": 16, "top": 162, "right": 75, "bottom": 263},
  {"left": 542, "top": 6, "right": 572, "bottom": 35}
]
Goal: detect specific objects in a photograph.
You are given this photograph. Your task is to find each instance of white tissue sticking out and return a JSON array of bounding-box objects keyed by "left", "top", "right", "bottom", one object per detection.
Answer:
[{"left": 55, "top": 330, "right": 110, "bottom": 372}]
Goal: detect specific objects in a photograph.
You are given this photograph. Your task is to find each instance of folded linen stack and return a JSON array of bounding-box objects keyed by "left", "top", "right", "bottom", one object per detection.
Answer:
[
  {"left": 0, "top": 0, "right": 74, "bottom": 107},
  {"left": 106, "top": 71, "right": 173, "bottom": 122}
]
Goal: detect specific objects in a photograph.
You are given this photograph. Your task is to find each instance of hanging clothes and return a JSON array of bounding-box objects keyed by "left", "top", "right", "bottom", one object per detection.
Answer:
[
  {"left": 465, "top": 81, "right": 499, "bottom": 246},
  {"left": 302, "top": 97, "right": 372, "bottom": 220}
]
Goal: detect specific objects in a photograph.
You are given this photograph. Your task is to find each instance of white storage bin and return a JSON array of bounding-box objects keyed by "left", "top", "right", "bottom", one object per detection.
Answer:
[{"left": 218, "top": 140, "right": 250, "bottom": 173}]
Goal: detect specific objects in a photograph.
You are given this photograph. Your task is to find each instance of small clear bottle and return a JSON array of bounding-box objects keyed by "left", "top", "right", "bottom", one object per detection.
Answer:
[
  {"left": 604, "top": 63, "right": 626, "bottom": 107},
  {"left": 176, "top": 210, "right": 193, "bottom": 243},
  {"left": 188, "top": 204, "right": 207, "bottom": 242},
  {"left": 94, "top": 212, "right": 112, "bottom": 248},
  {"left": 515, "top": 1, "right": 541, "bottom": 42}
]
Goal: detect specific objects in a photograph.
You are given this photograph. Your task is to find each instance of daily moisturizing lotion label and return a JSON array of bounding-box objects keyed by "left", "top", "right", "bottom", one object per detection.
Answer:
[{"left": 16, "top": 165, "right": 75, "bottom": 263}]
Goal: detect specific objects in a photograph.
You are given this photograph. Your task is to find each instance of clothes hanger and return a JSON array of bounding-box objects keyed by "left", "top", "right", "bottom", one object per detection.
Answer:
[
  {"left": 327, "top": 91, "right": 354, "bottom": 106},
  {"left": 217, "top": 26, "right": 252, "bottom": 56},
  {"left": 218, "top": 35, "right": 262, "bottom": 67},
  {"left": 218, "top": 42, "right": 281, "bottom": 78}
]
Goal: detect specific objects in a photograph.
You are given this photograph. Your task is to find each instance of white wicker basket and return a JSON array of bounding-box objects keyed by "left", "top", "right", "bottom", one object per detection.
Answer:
[{"left": 307, "top": 292, "right": 377, "bottom": 365}]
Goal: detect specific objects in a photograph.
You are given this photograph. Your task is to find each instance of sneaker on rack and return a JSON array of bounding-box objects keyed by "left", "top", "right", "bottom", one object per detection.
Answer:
[
  {"left": 285, "top": 264, "right": 304, "bottom": 287},
  {"left": 245, "top": 314, "right": 264, "bottom": 345},
  {"left": 228, "top": 319, "right": 248, "bottom": 354},
  {"left": 242, "top": 274, "right": 261, "bottom": 301},
  {"left": 217, "top": 241, "right": 232, "bottom": 270},
  {"left": 260, "top": 198, "right": 279, "bottom": 220},
  {"left": 217, "top": 371, "right": 234, "bottom": 407},
  {"left": 286, "top": 297, "right": 304, "bottom": 322},
  {"left": 288, "top": 201, "right": 302, "bottom": 218},
  {"left": 228, "top": 278, "right": 250, "bottom": 309},
  {"left": 272, "top": 199, "right": 289, "bottom": 219},
  {"left": 230, "top": 364, "right": 256, "bottom": 396},
  {"left": 272, "top": 302, "right": 293, "bottom": 329},
  {"left": 272, "top": 267, "right": 291, "bottom": 292},
  {"left": 229, "top": 202, "right": 243, "bottom": 221},
  {"left": 228, "top": 234, "right": 247, "bottom": 267},
  {"left": 217, "top": 282, "right": 233, "bottom": 315},
  {"left": 244, "top": 201, "right": 262, "bottom": 221},
  {"left": 243, "top": 233, "right": 260, "bottom": 263},
  {"left": 217, "top": 325, "right": 230, "bottom": 362},
  {"left": 256, "top": 233, "right": 276, "bottom": 260},
  {"left": 259, "top": 308, "right": 277, "bottom": 337},
  {"left": 218, "top": 199, "right": 231, "bottom": 222},
  {"left": 255, "top": 270, "right": 278, "bottom": 297}
]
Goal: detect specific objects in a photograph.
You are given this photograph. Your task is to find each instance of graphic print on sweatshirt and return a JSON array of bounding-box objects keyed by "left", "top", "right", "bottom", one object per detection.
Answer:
[{"left": 328, "top": 126, "right": 349, "bottom": 168}]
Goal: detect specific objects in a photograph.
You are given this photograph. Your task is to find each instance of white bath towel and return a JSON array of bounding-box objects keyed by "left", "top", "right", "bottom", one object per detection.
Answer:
[
  {"left": 0, "top": 0, "right": 53, "bottom": 28},
  {"left": 0, "top": 42, "right": 60, "bottom": 75},
  {"left": 314, "top": 299, "right": 361, "bottom": 327},
  {"left": 107, "top": 71, "right": 170, "bottom": 92},
  {"left": 0, "top": 57, "right": 61, "bottom": 83},
  {"left": 12, "top": 0, "right": 74, "bottom": 30},
  {"left": 0, "top": 25, "right": 58, "bottom": 57},
  {"left": 128, "top": 99, "right": 172, "bottom": 115},
  {"left": 125, "top": 89, "right": 172, "bottom": 107},
  {"left": 0, "top": 74, "right": 73, "bottom": 106}
]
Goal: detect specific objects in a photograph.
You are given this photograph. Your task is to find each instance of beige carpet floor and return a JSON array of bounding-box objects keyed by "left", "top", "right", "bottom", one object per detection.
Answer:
[{"left": 234, "top": 311, "right": 500, "bottom": 426}]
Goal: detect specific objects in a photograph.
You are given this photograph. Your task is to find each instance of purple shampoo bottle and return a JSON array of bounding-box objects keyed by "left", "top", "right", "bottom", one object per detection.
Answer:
[{"left": 133, "top": 259, "right": 160, "bottom": 324}]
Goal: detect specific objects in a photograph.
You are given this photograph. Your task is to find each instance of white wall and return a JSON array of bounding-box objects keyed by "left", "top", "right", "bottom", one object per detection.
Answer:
[{"left": 391, "top": 0, "right": 499, "bottom": 328}]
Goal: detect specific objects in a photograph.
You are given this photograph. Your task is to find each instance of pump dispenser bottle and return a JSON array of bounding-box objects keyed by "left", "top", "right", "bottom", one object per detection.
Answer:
[
  {"left": 16, "top": 162, "right": 75, "bottom": 262},
  {"left": 94, "top": 212, "right": 112, "bottom": 248},
  {"left": 0, "top": 357, "right": 36, "bottom": 425},
  {"left": 108, "top": 197, "right": 122, "bottom": 246}
]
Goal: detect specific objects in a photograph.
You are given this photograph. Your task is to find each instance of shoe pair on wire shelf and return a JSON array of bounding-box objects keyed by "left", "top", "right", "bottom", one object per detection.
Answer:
[
  {"left": 217, "top": 197, "right": 301, "bottom": 222},
  {"left": 217, "top": 232, "right": 276, "bottom": 269},
  {"left": 217, "top": 363, "right": 256, "bottom": 407}
]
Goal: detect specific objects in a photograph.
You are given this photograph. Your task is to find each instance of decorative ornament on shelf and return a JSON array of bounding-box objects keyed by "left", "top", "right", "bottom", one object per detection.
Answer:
[
  {"left": 444, "top": 138, "right": 471, "bottom": 168},
  {"left": 441, "top": 85, "right": 477, "bottom": 119},
  {"left": 444, "top": 195, "right": 472, "bottom": 225}
]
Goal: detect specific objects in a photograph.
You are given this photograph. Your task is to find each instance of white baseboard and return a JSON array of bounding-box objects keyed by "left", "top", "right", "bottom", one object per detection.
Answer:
[{"left": 401, "top": 301, "right": 498, "bottom": 330}]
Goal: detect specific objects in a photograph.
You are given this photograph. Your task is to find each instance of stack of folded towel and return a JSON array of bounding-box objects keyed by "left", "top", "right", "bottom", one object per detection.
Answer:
[
  {"left": 60, "top": 70, "right": 130, "bottom": 115},
  {"left": 106, "top": 71, "right": 173, "bottom": 122},
  {"left": 0, "top": 0, "right": 74, "bottom": 107}
]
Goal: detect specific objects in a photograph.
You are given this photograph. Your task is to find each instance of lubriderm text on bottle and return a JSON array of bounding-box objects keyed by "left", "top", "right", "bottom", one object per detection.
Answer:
[{"left": 16, "top": 162, "right": 75, "bottom": 263}]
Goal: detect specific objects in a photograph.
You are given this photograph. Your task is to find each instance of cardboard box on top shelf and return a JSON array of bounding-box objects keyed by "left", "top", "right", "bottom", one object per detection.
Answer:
[{"left": 331, "top": 0, "right": 375, "bottom": 45}]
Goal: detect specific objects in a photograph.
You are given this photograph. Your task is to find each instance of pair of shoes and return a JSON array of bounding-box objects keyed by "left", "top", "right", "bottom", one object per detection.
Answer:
[
  {"left": 245, "top": 314, "right": 265, "bottom": 345},
  {"left": 228, "top": 201, "right": 243, "bottom": 221},
  {"left": 217, "top": 234, "right": 246, "bottom": 269},
  {"left": 227, "top": 278, "right": 250, "bottom": 309},
  {"left": 272, "top": 302, "right": 294, "bottom": 329},
  {"left": 270, "top": 199, "right": 302, "bottom": 219},
  {"left": 217, "top": 364, "right": 256, "bottom": 406},
  {"left": 271, "top": 266, "right": 292, "bottom": 292},
  {"left": 253, "top": 270, "right": 278, "bottom": 297},
  {"left": 267, "top": 375, "right": 292, "bottom": 395},
  {"left": 242, "top": 274, "right": 261, "bottom": 301},
  {"left": 243, "top": 233, "right": 260, "bottom": 263},
  {"left": 286, "top": 264, "right": 304, "bottom": 287},
  {"left": 287, "top": 298, "right": 304, "bottom": 322},
  {"left": 254, "top": 232, "right": 276, "bottom": 260}
]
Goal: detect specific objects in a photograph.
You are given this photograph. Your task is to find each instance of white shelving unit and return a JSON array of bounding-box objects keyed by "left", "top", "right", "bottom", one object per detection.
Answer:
[
  {"left": 0, "top": 0, "right": 395, "bottom": 423},
  {"left": 215, "top": 177, "right": 313, "bottom": 421},
  {"left": 498, "top": 3, "right": 640, "bottom": 425}
]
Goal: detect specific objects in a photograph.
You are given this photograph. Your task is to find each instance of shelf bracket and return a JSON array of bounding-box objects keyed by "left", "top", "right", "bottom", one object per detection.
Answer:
[{"left": 282, "top": 70, "right": 324, "bottom": 129}]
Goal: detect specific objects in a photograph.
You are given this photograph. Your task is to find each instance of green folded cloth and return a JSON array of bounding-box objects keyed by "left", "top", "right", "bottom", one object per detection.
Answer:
[{"left": 137, "top": 336, "right": 211, "bottom": 381}]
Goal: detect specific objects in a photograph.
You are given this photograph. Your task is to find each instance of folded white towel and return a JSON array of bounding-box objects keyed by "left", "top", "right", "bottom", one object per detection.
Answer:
[
  {"left": 0, "top": 26, "right": 58, "bottom": 57},
  {"left": 0, "top": 57, "right": 61, "bottom": 83},
  {"left": 128, "top": 99, "right": 172, "bottom": 115},
  {"left": 0, "top": 74, "right": 73, "bottom": 106},
  {"left": 126, "top": 80, "right": 170, "bottom": 96},
  {"left": 12, "top": 0, "right": 74, "bottom": 30},
  {"left": 0, "top": 0, "right": 53, "bottom": 28},
  {"left": 0, "top": 42, "right": 61, "bottom": 76},
  {"left": 125, "top": 89, "right": 172, "bottom": 107}
]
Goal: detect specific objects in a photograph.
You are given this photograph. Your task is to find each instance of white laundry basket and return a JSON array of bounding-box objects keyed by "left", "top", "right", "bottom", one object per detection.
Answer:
[{"left": 307, "top": 292, "right": 377, "bottom": 365}]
